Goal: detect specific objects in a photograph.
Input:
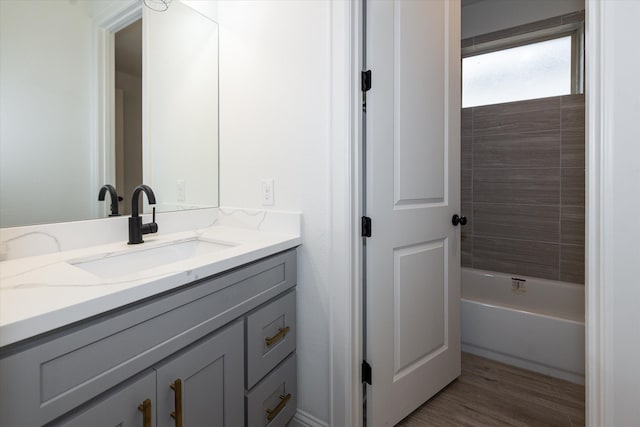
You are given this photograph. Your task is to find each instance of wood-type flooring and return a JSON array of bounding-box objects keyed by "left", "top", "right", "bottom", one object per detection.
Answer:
[{"left": 396, "top": 352, "right": 585, "bottom": 426}]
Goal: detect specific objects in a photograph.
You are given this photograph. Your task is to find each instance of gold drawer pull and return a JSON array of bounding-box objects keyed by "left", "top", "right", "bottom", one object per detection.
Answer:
[
  {"left": 170, "top": 378, "right": 183, "bottom": 427},
  {"left": 266, "top": 393, "right": 292, "bottom": 422},
  {"left": 137, "top": 398, "right": 152, "bottom": 427},
  {"left": 265, "top": 326, "right": 290, "bottom": 348}
]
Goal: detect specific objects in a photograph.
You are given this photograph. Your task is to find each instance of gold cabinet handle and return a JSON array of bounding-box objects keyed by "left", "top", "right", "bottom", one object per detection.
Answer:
[
  {"left": 170, "top": 379, "right": 183, "bottom": 427},
  {"left": 265, "top": 326, "right": 291, "bottom": 348},
  {"left": 266, "top": 393, "right": 292, "bottom": 422},
  {"left": 137, "top": 398, "right": 152, "bottom": 427}
]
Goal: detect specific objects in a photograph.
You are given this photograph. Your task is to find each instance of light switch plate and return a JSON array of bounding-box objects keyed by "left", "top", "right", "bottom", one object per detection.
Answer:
[{"left": 177, "top": 179, "right": 186, "bottom": 202}]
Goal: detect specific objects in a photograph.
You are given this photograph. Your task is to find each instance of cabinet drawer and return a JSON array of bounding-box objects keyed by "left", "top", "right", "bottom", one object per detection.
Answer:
[
  {"left": 246, "top": 354, "right": 296, "bottom": 427},
  {"left": 246, "top": 290, "right": 296, "bottom": 388}
]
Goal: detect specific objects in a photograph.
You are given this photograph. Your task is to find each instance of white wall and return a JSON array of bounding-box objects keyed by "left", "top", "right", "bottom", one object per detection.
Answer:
[
  {"left": 462, "top": 0, "right": 584, "bottom": 39},
  {"left": 0, "top": 0, "right": 93, "bottom": 227},
  {"left": 218, "top": 1, "right": 332, "bottom": 423}
]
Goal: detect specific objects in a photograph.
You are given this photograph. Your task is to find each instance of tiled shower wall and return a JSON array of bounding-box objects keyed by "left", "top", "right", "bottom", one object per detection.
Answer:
[{"left": 461, "top": 95, "right": 585, "bottom": 284}]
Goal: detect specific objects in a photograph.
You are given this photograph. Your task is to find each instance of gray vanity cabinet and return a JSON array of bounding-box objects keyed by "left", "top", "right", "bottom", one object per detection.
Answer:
[
  {"left": 0, "top": 249, "right": 297, "bottom": 427},
  {"left": 155, "top": 321, "right": 244, "bottom": 427}
]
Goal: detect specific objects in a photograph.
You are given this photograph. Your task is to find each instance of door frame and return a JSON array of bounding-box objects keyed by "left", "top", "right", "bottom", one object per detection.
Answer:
[
  {"left": 584, "top": 1, "right": 619, "bottom": 425},
  {"left": 90, "top": 0, "right": 141, "bottom": 218},
  {"left": 327, "top": 0, "right": 362, "bottom": 425},
  {"left": 329, "top": 1, "right": 606, "bottom": 426}
]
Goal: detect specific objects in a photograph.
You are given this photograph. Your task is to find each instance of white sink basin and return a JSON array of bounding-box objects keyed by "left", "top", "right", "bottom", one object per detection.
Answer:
[{"left": 70, "top": 238, "right": 235, "bottom": 279}]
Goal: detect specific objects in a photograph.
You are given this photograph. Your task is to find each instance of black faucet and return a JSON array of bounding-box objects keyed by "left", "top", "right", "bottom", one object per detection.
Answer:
[
  {"left": 128, "top": 185, "right": 158, "bottom": 244},
  {"left": 98, "top": 184, "right": 122, "bottom": 216}
]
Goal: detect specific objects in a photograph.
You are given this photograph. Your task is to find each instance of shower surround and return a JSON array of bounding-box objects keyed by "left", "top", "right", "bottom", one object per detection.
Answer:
[{"left": 461, "top": 94, "right": 585, "bottom": 284}]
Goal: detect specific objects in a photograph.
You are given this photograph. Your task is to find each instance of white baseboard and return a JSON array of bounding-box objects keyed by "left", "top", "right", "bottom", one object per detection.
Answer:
[{"left": 288, "top": 409, "right": 329, "bottom": 427}]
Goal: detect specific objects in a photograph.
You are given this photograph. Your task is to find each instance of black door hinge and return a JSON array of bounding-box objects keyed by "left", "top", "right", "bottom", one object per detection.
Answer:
[
  {"left": 361, "top": 216, "right": 372, "bottom": 237},
  {"left": 362, "top": 360, "right": 372, "bottom": 385},
  {"left": 361, "top": 70, "right": 372, "bottom": 92}
]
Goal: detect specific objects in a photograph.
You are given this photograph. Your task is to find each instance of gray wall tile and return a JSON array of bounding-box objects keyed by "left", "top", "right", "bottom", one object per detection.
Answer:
[
  {"left": 473, "top": 97, "right": 561, "bottom": 136},
  {"left": 461, "top": 201, "right": 473, "bottom": 232},
  {"left": 561, "top": 128, "right": 585, "bottom": 168},
  {"left": 474, "top": 131, "right": 560, "bottom": 169},
  {"left": 561, "top": 168, "right": 585, "bottom": 207},
  {"left": 561, "top": 206, "right": 585, "bottom": 246},
  {"left": 462, "top": 167, "right": 472, "bottom": 194},
  {"left": 474, "top": 168, "right": 560, "bottom": 205},
  {"left": 462, "top": 108, "right": 473, "bottom": 137},
  {"left": 560, "top": 244, "right": 585, "bottom": 284},
  {"left": 561, "top": 95, "right": 585, "bottom": 169},
  {"left": 561, "top": 95, "right": 585, "bottom": 130},
  {"left": 461, "top": 234, "right": 473, "bottom": 267},
  {"left": 473, "top": 237, "right": 560, "bottom": 280},
  {"left": 473, "top": 204, "right": 559, "bottom": 243},
  {"left": 460, "top": 16, "right": 585, "bottom": 284},
  {"left": 462, "top": 135, "right": 473, "bottom": 170},
  {"left": 475, "top": 96, "right": 560, "bottom": 116},
  {"left": 462, "top": 185, "right": 472, "bottom": 206}
]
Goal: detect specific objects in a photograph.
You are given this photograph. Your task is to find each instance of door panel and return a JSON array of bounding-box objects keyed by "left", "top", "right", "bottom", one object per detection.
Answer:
[
  {"left": 394, "top": 241, "right": 446, "bottom": 376},
  {"left": 365, "top": 0, "right": 461, "bottom": 425},
  {"left": 394, "top": 1, "right": 445, "bottom": 205}
]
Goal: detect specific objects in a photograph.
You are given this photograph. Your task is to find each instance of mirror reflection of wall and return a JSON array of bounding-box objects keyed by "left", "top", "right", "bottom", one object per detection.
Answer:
[
  {"left": 0, "top": 0, "right": 219, "bottom": 229},
  {"left": 145, "top": 1, "right": 220, "bottom": 212},
  {"left": 0, "top": 0, "right": 94, "bottom": 227},
  {"left": 115, "top": 19, "right": 142, "bottom": 216}
]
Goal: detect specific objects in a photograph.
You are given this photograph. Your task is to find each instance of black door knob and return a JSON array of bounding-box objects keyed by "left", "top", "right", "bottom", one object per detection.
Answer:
[{"left": 452, "top": 214, "right": 467, "bottom": 226}]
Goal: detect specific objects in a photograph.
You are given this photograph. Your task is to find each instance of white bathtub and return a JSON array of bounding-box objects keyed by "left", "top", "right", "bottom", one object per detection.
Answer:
[{"left": 461, "top": 267, "right": 585, "bottom": 384}]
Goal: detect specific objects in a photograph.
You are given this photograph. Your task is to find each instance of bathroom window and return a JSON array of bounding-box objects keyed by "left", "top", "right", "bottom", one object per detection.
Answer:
[{"left": 462, "top": 23, "right": 584, "bottom": 108}]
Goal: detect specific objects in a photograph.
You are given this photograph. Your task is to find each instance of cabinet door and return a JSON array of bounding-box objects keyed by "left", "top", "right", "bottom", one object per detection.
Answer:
[
  {"left": 52, "top": 370, "right": 156, "bottom": 427},
  {"left": 155, "top": 321, "right": 244, "bottom": 427}
]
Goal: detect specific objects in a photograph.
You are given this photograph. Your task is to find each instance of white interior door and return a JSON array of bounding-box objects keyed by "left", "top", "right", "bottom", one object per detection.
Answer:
[{"left": 365, "top": 0, "right": 461, "bottom": 425}]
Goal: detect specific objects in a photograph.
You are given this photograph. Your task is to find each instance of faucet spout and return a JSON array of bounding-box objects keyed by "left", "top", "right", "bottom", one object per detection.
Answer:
[
  {"left": 128, "top": 184, "right": 158, "bottom": 244},
  {"left": 130, "top": 184, "right": 157, "bottom": 217},
  {"left": 98, "top": 184, "right": 120, "bottom": 216}
]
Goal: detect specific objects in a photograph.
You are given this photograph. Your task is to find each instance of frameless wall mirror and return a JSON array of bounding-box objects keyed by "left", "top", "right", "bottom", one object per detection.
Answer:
[{"left": 0, "top": 0, "right": 219, "bottom": 228}]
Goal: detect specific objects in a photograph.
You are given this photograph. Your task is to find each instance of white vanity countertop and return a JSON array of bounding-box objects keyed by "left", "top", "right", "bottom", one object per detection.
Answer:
[{"left": 0, "top": 225, "right": 300, "bottom": 347}]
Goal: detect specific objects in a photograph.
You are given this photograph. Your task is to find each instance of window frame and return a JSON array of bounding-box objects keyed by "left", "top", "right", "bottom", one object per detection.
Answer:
[{"left": 462, "top": 20, "right": 585, "bottom": 105}]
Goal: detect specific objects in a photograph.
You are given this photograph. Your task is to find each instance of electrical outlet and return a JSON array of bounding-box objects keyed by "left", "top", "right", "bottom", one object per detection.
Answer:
[
  {"left": 261, "top": 178, "right": 274, "bottom": 206},
  {"left": 177, "top": 179, "right": 186, "bottom": 202}
]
